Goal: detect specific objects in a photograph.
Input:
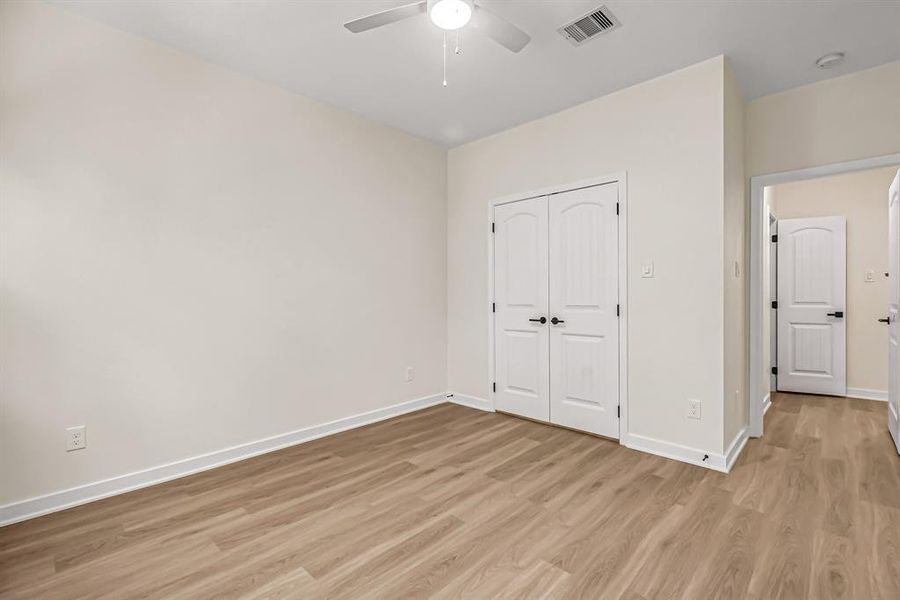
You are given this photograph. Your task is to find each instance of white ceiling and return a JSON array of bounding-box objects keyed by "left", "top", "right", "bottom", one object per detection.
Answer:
[{"left": 51, "top": 0, "right": 900, "bottom": 146}]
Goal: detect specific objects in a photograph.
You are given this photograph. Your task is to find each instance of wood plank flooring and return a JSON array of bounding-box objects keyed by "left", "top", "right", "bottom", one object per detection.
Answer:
[{"left": 1, "top": 393, "right": 898, "bottom": 599}]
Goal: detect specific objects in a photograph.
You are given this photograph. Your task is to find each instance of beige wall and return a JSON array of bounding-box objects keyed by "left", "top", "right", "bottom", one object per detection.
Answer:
[
  {"left": 723, "top": 60, "right": 747, "bottom": 446},
  {"left": 747, "top": 61, "right": 900, "bottom": 178},
  {"left": 448, "top": 57, "right": 729, "bottom": 455},
  {"left": 772, "top": 166, "right": 897, "bottom": 393},
  {"left": 0, "top": 2, "right": 448, "bottom": 505}
]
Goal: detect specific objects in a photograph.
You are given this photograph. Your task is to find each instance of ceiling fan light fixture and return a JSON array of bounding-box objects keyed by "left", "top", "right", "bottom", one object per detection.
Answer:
[{"left": 429, "top": 0, "right": 473, "bottom": 31}]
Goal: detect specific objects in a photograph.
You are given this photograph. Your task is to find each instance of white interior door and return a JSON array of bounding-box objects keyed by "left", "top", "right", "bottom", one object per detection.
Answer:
[
  {"left": 777, "top": 216, "right": 847, "bottom": 396},
  {"left": 888, "top": 170, "right": 900, "bottom": 453},
  {"left": 493, "top": 196, "right": 550, "bottom": 421},
  {"left": 548, "top": 184, "right": 619, "bottom": 438}
]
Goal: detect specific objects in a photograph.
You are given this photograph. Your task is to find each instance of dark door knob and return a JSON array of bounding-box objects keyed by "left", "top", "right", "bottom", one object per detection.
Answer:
[
  {"left": 529, "top": 317, "right": 547, "bottom": 324},
  {"left": 826, "top": 311, "right": 844, "bottom": 318},
  {"left": 878, "top": 317, "right": 890, "bottom": 323},
  {"left": 550, "top": 317, "right": 565, "bottom": 325}
]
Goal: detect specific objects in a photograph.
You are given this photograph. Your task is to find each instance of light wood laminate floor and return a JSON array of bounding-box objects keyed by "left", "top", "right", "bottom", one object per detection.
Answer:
[{"left": 2, "top": 393, "right": 899, "bottom": 599}]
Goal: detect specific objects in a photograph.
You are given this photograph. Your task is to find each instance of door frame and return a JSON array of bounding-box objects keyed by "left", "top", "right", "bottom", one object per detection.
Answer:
[
  {"left": 749, "top": 153, "right": 900, "bottom": 438},
  {"left": 487, "top": 172, "right": 628, "bottom": 440},
  {"left": 890, "top": 170, "right": 900, "bottom": 455},
  {"left": 768, "top": 209, "right": 777, "bottom": 397}
]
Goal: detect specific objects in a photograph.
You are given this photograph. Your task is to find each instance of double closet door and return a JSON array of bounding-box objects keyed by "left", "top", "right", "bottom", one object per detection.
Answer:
[{"left": 493, "top": 183, "right": 619, "bottom": 439}]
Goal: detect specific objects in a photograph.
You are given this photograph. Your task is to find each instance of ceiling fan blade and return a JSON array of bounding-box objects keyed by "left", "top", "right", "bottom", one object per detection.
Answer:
[
  {"left": 470, "top": 4, "right": 530, "bottom": 53},
  {"left": 344, "top": 1, "right": 427, "bottom": 33}
]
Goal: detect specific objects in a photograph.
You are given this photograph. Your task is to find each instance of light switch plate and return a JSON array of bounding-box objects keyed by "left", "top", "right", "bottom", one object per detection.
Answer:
[
  {"left": 865, "top": 269, "right": 875, "bottom": 282},
  {"left": 641, "top": 261, "right": 654, "bottom": 278}
]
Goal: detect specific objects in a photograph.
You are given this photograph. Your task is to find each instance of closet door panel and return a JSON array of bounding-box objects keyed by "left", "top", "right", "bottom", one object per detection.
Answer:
[
  {"left": 548, "top": 184, "right": 619, "bottom": 438},
  {"left": 493, "top": 196, "right": 550, "bottom": 422}
]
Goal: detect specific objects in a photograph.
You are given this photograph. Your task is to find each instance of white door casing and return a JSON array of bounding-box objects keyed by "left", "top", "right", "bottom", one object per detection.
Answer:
[
  {"left": 769, "top": 213, "right": 778, "bottom": 393},
  {"left": 749, "top": 155, "right": 900, "bottom": 439},
  {"left": 888, "top": 170, "right": 900, "bottom": 453},
  {"left": 777, "top": 216, "right": 847, "bottom": 396},
  {"left": 493, "top": 196, "right": 550, "bottom": 421},
  {"left": 548, "top": 184, "right": 620, "bottom": 438}
]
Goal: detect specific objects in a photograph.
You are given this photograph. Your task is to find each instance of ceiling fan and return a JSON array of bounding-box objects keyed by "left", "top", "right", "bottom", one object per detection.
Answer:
[{"left": 344, "top": 0, "right": 531, "bottom": 54}]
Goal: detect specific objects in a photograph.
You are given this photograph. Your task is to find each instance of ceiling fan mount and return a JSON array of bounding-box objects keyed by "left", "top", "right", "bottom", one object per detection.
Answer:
[{"left": 344, "top": 0, "right": 531, "bottom": 54}]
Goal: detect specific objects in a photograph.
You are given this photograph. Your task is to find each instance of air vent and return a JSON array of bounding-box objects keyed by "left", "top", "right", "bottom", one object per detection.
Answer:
[{"left": 558, "top": 6, "right": 621, "bottom": 47}]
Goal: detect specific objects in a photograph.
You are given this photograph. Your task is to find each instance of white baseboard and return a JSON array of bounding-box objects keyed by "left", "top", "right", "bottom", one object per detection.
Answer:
[
  {"left": 447, "top": 393, "right": 493, "bottom": 412},
  {"left": 0, "top": 392, "right": 447, "bottom": 527},
  {"left": 846, "top": 387, "right": 888, "bottom": 402},
  {"left": 724, "top": 426, "right": 749, "bottom": 472},
  {"left": 621, "top": 433, "right": 727, "bottom": 473},
  {"left": 762, "top": 393, "right": 772, "bottom": 416}
]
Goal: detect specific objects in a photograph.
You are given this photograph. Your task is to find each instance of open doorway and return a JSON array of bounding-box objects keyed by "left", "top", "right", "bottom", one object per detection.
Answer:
[
  {"left": 750, "top": 155, "right": 900, "bottom": 447},
  {"left": 769, "top": 166, "right": 899, "bottom": 401}
]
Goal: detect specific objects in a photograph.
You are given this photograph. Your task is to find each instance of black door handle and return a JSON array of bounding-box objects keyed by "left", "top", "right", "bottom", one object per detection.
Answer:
[
  {"left": 826, "top": 311, "right": 844, "bottom": 318},
  {"left": 878, "top": 317, "right": 890, "bottom": 323},
  {"left": 550, "top": 317, "right": 565, "bottom": 325},
  {"left": 529, "top": 317, "right": 547, "bottom": 324}
]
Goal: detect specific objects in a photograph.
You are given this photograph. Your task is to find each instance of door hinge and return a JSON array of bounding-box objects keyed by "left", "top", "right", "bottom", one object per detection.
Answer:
[
  {"left": 616, "top": 304, "right": 620, "bottom": 317},
  {"left": 491, "top": 222, "right": 495, "bottom": 233},
  {"left": 771, "top": 301, "right": 777, "bottom": 309},
  {"left": 771, "top": 367, "right": 778, "bottom": 375},
  {"left": 492, "top": 381, "right": 496, "bottom": 393},
  {"left": 616, "top": 202, "right": 619, "bottom": 215},
  {"left": 617, "top": 405, "right": 621, "bottom": 418},
  {"left": 492, "top": 302, "right": 496, "bottom": 313},
  {"left": 771, "top": 234, "right": 778, "bottom": 243}
]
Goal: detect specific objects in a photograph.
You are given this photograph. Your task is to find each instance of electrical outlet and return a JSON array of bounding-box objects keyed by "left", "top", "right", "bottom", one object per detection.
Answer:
[
  {"left": 865, "top": 269, "right": 875, "bottom": 283},
  {"left": 687, "top": 399, "right": 702, "bottom": 420},
  {"left": 405, "top": 367, "right": 414, "bottom": 383},
  {"left": 66, "top": 425, "right": 86, "bottom": 451}
]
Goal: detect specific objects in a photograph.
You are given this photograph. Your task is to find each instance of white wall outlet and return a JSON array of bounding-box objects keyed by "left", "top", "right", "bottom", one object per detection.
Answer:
[
  {"left": 641, "top": 261, "right": 654, "bottom": 278},
  {"left": 405, "top": 367, "right": 414, "bottom": 383},
  {"left": 66, "top": 425, "right": 86, "bottom": 451},
  {"left": 687, "top": 399, "right": 702, "bottom": 420},
  {"left": 864, "top": 269, "right": 875, "bottom": 282}
]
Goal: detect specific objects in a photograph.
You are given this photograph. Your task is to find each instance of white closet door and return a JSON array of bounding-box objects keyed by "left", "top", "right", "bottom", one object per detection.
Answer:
[
  {"left": 777, "top": 216, "right": 847, "bottom": 396},
  {"left": 493, "top": 196, "right": 550, "bottom": 422},
  {"left": 888, "top": 170, "right": 900, "bottom": 453},
  {"left": 548, "top": 184, "right": 619, "bottom": 438}
]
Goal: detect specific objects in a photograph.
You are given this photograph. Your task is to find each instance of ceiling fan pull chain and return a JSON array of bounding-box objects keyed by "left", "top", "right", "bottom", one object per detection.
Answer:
[{"left": 442, "top": 32, "right": 447, "bottom": 87}]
